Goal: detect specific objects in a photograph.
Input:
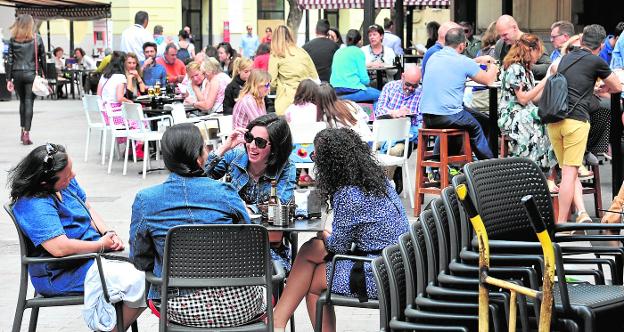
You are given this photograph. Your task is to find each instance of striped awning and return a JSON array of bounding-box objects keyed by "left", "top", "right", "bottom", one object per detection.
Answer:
[
  {"left": 0, "top": 0, "right": 111, "bottom": 21},
  {"left": 297, "top": 0, "right": 449, "bottom": 9}
]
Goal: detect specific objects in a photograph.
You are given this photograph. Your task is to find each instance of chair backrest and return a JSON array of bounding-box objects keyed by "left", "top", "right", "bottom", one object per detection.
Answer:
[
  {"left": 218, "top": 115, "right": 233, "bottom": 137},
  {"left": 371, "top": 118, "right": 411, "bottom": 157},
  {"left": 419, "top": 209, "right": 440, "bottom": 286},
  {"left": 452, "top": 174, "right": 474, "bottom": 251},
  {"left": 463, "top": 157, "right": 554, "bottom": 241},
  {"left": 82, "top": 95, "right": 105, "bottom": 126},
  {"left": 441, "top": 186, "right": 462, "bottom": 262},
  {"left": 399, "top": 232, "right": 417, "bottom": 309},
  {"left": 409, "top": 220, "right": 429, "bottom": 297},
  {"left": 383, "top": 244, "right": 407, "bottom": 324},
  {"left": 289, "top": 122, "right": 327, "bottom": 144},
  {"left": 431, "top": 197, "right": 451, "bottom": 273},
  {"left": 160, "top": 224, "right": 273, "bottom": 327},
  {"left": 44, "top": 62, "right": 57, "bottom": 81},
  {"left": 4, "top": 202, "right": 33, "bottom": 263},
  {"left": 121, "top": 102, "right": 150, "bottom": 132},
  {"left": 371, "top": 256, "right": 391, "bottom": 332},
  {"left": 168, "top": 104, "right": 188, "bottom": 124}
]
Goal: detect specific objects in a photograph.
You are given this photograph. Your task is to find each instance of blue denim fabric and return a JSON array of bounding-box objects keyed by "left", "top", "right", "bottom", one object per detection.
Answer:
[
  {"left": 129, "top": 173, "right": 251, "bottom": 299},
  {"left": 424, "top": 109, "right": 493, "bottom": 160},
  {"left": 338, "top": 87, "right": 381, "bottom": 104},
  {"left": 204, "top": 147, "right": 296, "bottom": 207}
]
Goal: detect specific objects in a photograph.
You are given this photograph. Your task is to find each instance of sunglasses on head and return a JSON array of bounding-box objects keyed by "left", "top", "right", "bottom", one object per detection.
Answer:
[
  {"left": 43, "top": 143, "right": 59, "bottom": 174},
  {"left": 244, "top": 131, "right": 270, "bottom": 149}
]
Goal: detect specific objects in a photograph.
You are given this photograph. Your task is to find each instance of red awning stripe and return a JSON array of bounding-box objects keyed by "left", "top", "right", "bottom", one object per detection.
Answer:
[{"left": 297, "top": 0, "right": 449, "bottom": 9}]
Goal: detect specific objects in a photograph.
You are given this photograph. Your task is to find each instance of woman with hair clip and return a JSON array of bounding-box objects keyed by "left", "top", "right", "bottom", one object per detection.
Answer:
[
  {"left": 223, "top": 57, "right": 253, "bottom": 115},
  {"left": 272, "top": 128, "right": 408, "bottom": 332},
  {"left": 129, "top": 123, "right": 265, "bottom": 328},
  {"left": 498, "top": 33, "right": 557, "bottom": 188},
  {"left": 8, "top": 143, "right": 145, "bottom": 331},
  {"left": 269, "top": 25, "right": 319, "bottom": 115},
  {"left": 232, "top": 69, "right": 271, "bottom": 128},
  {"left": 6, "top": 14, "right": 46, "bottom": 145},
  {"left": 316, "top": 82, "right": 372, "bottom": 139},
  {"left": 204, "top": 113, "right": 296, "bottom": 271}
]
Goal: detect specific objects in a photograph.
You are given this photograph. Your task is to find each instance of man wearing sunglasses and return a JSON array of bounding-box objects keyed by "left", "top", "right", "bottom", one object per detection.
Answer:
[
  {"left": 459, "top": 21, "right": 480, "bottom": 59},
  {"left": 374, "top": 65, "right": 422, "bottom": 193}
]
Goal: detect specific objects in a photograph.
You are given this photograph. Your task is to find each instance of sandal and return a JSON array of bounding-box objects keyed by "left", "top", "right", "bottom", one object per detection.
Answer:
[
  {"left": 547, "top": 179, "right": 559, "bottom": 194},
  {"left": 578, "top": 165, "right": 594, "bottom": 180}
]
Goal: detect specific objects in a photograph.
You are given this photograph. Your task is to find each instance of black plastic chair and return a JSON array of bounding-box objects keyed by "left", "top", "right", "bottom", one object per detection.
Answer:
[
  {"left": 146, "top": 224, "right": 281, "bottom": 332},
  {"left": 314, "top": 254, "right": 379, "bottom": 332},
  {"left": 463, "top": 157, "right": 624, "bottom": 331},
  {"left": 4, "top": 202, "right": 137, "bottom": 332}
]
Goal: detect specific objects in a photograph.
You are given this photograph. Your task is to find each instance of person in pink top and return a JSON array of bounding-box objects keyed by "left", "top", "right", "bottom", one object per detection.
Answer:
[
  {"left": 185, "top": 58, "right": 231, "bottom": 113},
  {"left": 232, "top": 69, "right": 271, "bottom": 129},
  {"left": 253, "top": 43, "right": 270, "bottom": 71}
]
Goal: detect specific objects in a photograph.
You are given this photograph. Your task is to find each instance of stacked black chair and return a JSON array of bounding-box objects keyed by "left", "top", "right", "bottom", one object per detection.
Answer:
[
  {"left": 462, "top": 157, "right": 624, "bottom": 331},
  {"left": 146, "top": 224, "right": 282, "bottom": 332},
  {"left": 4, "top": 202, "right": 138, "bottom": 332}
]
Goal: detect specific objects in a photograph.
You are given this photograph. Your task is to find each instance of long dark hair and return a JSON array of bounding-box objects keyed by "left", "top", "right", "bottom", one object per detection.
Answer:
[
  {"left": 316, "top": 82, "right": 357, "bottom": 126},
  {"left": 161, "top": 123, "right": 205, "bottom": 177},
  {"left": 8, "top": 144, "right": 69, "bottom": 201},
  {"left": 246, "top": 113, "right": 292, "bottom": 175},
  {"left": 313, "top": 128, "right": 388, "bottom": 203},
  {"left": 293, "top": 79, "right": 319, "bottom": 105},
  {"left": 102, "top": 51, "right": 126, "bottom": 78}
]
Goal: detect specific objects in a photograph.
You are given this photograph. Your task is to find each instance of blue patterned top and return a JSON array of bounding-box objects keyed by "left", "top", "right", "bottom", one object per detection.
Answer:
[{"left": 325, "top": 183, "right": 409, "bottom": 299}]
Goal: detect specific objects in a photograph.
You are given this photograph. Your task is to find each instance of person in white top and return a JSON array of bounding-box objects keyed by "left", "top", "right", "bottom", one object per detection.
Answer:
[
  {"left": 316, "top": 82, "right": 371, "bottom": 140},
  {"left": 120, "top": 11, "right": 154, "bottom": 62},
  {"left": 285, "top": 79, "right": 319, "bottom": 124},
  {"left": 361, "top": 24, "right": 397, "bottom": 81},
  {"left": 74, "top": 48, "right": 97, "bottom": 70}
]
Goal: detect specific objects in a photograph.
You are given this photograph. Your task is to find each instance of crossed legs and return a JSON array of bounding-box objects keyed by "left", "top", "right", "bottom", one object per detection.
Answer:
[{"left": 273, "top": 238, "right": 335, "bottom": 332}]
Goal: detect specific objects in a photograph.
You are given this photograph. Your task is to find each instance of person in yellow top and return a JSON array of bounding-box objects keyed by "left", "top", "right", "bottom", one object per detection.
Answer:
[{"left": 269, "top": 25, "right": 319, "bottom": 115}]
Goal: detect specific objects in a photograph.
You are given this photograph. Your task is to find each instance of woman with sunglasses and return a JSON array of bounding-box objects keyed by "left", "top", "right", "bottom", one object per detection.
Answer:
[
  {"left": 205, "top": 113, "right": 296, "bottom": 270},
  {"left": 232, "top": 69, "right": 271, "bottom": 129},
  {"left": 129, "top": 124, "right": 266, "bottom": 328},
  {"left": 272, "top": 128, "right": 409, "bottom": 332},
  {"left": 7, "top": 143, "right": 145, "bottom": 331}
]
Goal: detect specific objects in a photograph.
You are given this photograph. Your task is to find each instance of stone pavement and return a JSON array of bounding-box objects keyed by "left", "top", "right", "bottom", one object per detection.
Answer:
[{"left": 0, "top": 98, "right": 616, "bottom": 331}]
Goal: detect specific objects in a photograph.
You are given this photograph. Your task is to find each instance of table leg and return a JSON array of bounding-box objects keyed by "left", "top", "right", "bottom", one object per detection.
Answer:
[
  {"left": 488, "top": 86, "right": 499, "bottom": 158},
  {"left": 610, "top": 94, "right": 623, "bottom": 199},
  {"left": 376, "top": 70, "right": 383, "bottom": 90}
]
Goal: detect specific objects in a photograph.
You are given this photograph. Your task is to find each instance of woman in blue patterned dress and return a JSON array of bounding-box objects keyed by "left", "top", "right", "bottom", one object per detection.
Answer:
[{"left": 272, "top": 128, "right": 409, "bottom": 332}]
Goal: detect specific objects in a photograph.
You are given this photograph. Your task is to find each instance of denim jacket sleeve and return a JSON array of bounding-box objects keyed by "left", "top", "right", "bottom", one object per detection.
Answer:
[
  {"left": 277, "top": 160, "right": 297, "bottom": 205},
  {"left": 204, "top": 150, "right": 232, "bottom": 180},
  {"left": 129, "top": 192, "right": 155, "bottom": 272}
]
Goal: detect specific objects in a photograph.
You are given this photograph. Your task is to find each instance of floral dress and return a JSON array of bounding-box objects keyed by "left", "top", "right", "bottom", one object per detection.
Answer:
[{"left": 498, "top": 63, "right": 556, "bottom": 169}]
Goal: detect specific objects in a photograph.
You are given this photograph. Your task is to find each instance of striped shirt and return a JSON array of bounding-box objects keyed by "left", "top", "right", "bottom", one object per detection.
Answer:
[
  {"left": 232, "top": 94, "right": 266, "bottom": 129},
  {"left": 374, "top": 80, "right": 422, "bottom": 130}
]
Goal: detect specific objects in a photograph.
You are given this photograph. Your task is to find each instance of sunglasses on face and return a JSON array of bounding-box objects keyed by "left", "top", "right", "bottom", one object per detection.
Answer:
[
  {"left": 43, "top": 143, "right": 59, "bottom": 174},
  {"left": 244, "top": 131, "right": 270, "bottom": 149},
  {"left": 403, "top": 81, "right": 418, "bottom": 89}
]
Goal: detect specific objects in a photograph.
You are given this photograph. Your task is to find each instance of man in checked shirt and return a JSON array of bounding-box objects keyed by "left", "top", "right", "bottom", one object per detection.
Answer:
[{"left": 374, "top": 65, "right": 422, "bottom": 194}]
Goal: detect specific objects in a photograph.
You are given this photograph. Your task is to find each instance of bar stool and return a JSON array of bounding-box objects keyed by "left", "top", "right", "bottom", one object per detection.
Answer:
[{"left": 414, "top": 128, "right": 472, "bottom": 215}]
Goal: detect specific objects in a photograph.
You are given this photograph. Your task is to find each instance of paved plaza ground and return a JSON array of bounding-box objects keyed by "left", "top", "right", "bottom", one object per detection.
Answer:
[{"left": 0, "top": 98, "right": 616, "bottom": 331}]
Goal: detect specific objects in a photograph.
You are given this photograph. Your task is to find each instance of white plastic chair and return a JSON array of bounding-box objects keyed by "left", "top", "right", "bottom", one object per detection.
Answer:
[
  {"left": 215, "top": 115, "right": 233, "bottom": 148},
  {"left": 82, "top": 95, "right": 107, "bottom": 165},
  {"left": 103, "top": 102, "right": 135, "bottom": 174},
  {"left": 289, "top": 122, "right": 327, "bottom": 170},
  {"left": 121, "top": 103, "right": 172, "bottom": 178},
  {"left": 371, "top": 118, "right": 414, "bottom": 209}
]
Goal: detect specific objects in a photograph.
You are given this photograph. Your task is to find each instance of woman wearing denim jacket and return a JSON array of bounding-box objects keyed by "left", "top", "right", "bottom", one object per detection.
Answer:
[
  {"left": 205, "top": 113, "right": 296, "bottom": 270},
  {"left": 129, "top": 123, "right": 265, "bottom": 328}
]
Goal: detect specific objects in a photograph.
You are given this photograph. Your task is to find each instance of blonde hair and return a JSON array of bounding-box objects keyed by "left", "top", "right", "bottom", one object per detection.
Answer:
[
  {"left": 561, "top": 34, "right": 582, "bottom": 56},
  {"left": 186, "top": 60, "right": 203, "bottom": 74},
  {"left": 10, "top": 14, "right": 34, "bottom": 42},
  {"left": 202, "top": 57, "right": 222, "bottom": 75},
  {"left": 231, "top": 57, "right": 253, "bottom": 79},
  {"left": 271, "top": 25, "right": 296, "bottom": 58},
  {"left": 238, "top": 69, "right": 271, "bottom": 105},
  {"left": 125, "top": 52, "right": 143, "bottom": 77}
]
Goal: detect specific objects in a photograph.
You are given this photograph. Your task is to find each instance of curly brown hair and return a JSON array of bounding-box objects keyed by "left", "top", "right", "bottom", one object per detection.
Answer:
[{"left": 503, "top": 33, "right": 544, "bottom": 71}]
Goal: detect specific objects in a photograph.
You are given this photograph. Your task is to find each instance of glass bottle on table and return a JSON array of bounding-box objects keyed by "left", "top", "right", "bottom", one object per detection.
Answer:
[{"left": 267, "top": 180, "right": 278, "bottom": 224}]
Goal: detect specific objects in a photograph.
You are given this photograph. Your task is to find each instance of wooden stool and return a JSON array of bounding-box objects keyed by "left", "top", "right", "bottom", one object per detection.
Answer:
[
  {"left": 414, "top": 128, "right": 473, "bottom": 215},
  {"left": 551, "top": 164, "right": 603, "bottom": 220},
  {"left": 499, "top": 134, "right": 510, "bottom": 158}
]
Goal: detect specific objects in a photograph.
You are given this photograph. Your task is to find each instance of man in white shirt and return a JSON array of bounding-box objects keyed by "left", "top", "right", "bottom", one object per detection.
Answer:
[{"left": 120, "top": 11, "right": 154, "bottom": 62}]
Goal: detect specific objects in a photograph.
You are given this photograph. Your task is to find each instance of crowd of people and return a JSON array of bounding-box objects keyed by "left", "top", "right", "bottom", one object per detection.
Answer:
[{"left": 5, "top": 8, "right": 624, "bottom": 332}]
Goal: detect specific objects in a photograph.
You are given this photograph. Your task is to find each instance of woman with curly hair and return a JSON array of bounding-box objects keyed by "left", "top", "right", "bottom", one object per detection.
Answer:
[{"left": 272, "top": 128, "right": 409, "bottom": 332}]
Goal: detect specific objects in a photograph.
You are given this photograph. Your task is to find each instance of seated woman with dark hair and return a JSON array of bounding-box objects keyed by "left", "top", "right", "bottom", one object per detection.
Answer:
[
  {"left": 272, "top": 128, "right": 409, "bottom": 332},
  {"left": 8, "top": 143, "right": 145, "bottom": 331},
  {"left": 129, "top": 123, "right": 265, "bottom": 328},
  {"left": 205, "top": 113, "right": 296, "bottom": 270}
]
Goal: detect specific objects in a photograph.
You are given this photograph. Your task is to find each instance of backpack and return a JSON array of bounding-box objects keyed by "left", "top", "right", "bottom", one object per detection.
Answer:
[
  {"left": 537, "top": 53, "right": 590, "bottom": 124},
  {"left": 177, "top": 46, "right": 190, "bottom": 61}
]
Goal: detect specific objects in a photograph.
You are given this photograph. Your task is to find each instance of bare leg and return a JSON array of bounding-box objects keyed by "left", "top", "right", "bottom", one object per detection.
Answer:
[
  {"left": 558, "top": 165, "right": 579, "bottom": 223},
  {"left": 305, "top": 264, "right": 335, "bottom": 332},
  {"left": 273, "top": 239, "right": 328, "bottom": 328},
  {"left": 111, "top": 304, "right": 145, "bottom": 332},
  {"left": 572, "top": 177, "right": 586, "bottom": 214}
]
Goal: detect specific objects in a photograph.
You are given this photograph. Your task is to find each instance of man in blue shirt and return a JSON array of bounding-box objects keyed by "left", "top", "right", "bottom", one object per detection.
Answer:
[
  {"left": 141, "top": 41, "right": 167, "bottom": 86},
  {"left": 421, "top": 21, "right": 460, "bottom": 79},
  {"left": 549, "top": 21, "right": 574, "bottom": 61},
  {"left": 606, "top": 22, "right": 624, "bottom": 67},
  {"left": 239, "top": 25, "right": 259, "bottom": 58},
  {"left": 420, "top": 28, "right": 498, "bottom": 160}
]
